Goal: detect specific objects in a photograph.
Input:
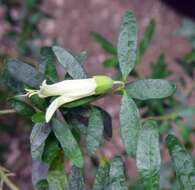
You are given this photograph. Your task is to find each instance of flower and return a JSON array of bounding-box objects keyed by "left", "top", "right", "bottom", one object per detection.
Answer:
[{"left": 26, "top": 76, "right": 115, "bottom": 123}]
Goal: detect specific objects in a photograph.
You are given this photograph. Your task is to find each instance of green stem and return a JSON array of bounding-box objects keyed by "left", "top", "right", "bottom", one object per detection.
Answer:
[
  {"left": 142, "top": 112, "right": 178, "bottom": 122},
  {"left": 0, "top": 109, "right": 16, "bottom": 115}
]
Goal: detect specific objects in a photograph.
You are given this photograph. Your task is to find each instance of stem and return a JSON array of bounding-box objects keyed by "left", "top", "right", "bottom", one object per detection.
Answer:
[
  {"left": 0, "top": 109, "right": 16, "bottom": 115},
  {"left": 0, "top": 166, "right": 20, "bottom": 190},
  {"left": 142, "top": 113, "right": 178, "bottom": 122}
]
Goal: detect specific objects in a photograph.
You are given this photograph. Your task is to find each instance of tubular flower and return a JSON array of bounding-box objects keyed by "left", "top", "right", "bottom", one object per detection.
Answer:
[{"left": 26, "top": 76, "right": 116, "bottom": 123}]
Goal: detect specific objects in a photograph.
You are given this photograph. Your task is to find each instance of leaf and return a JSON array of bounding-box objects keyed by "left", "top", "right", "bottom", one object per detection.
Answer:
[
  {"left": 109, "top": 156, "right": 128, "bottom": 190},
  {"left": 75, "top": 51, "right": 87, "bottom": 65},
  {"left": 4, "top": 59, "right": 44, "bottom": 90},
  {"left": 52, "top": 118, "right": 84, "bottom": 168},
  {"left": 9, "top": 98, "right": 35, "bottom": 117},
  {"left": 136, "top": 120, "right": 161, "bottom": 190},
  {"left": 183, "top": 50, "right": 195, "bottom": 63},
  {"left": 48, "top": 150, "right": 68, "bottom": 190},
  {"left": 42, "top": 134, "right": 59, "bottom": 165},
  {"left": 165, "top": 134, "right": 195, "bottom": 189},
  {"left": 126, "top": 79, "right": 176, "bottom": 100},
  {"left": 86, "top": 107, "right": 104, "bottom": 155},
  {"left": 63, "top": 95, "right": 100, "bottom": 108},
  {"left": 31, "top": 112, "right": 45, "bottom": 123},
  {"left": 30, "top": 123, "right": 51, "bottom": 160},
  {"left": 120, "top": 94, "right": 141, "bottom": 156},
  {"left": 99, "top": 108, "right": 112, "bottom": 139},
  {"left": 137, "top": 19, "right": 155, "bottom": 64},
  {"left": 93, "top": 161, "right": 110, "bottom": 190},
  {"left": 90, "top": 32, "right": 117, "bottom": 55},
  {"left": 117, "top": 11, "right": 137, "bottom": 79},
  {"left": 41, "top": 47, "right": 58, "bottom": 83},
  {"left": 32, "top": 160, "right": 49, "bottom": 189},
  {"left": 52, "top": 46, "right": 87, "bottom": 79},
  {"left": 150, "top": 54, "right": 171, "bottom": 79},
  {"left": 68, "top": 166, "right": 85, "bottom": 190},
  {"left": 103, "top": 57, "right": 118, "bottom": 68},
  {"left": 36, "top": 179, "right": 49, "bottom": 190},
  {"left": 30, "top": 94, "right": 48, "bottom": 111}
]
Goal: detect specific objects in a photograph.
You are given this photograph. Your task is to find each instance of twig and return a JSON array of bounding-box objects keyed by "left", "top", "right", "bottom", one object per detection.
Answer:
[
  {"left": 0, "top": 166, "right": 20, "bottom": 190},
  {"left": 142, "top": 113, "right": 179, "bottom": 122},
  {"left": 0, "top": 109, "right": 16, "bottom": 115}
]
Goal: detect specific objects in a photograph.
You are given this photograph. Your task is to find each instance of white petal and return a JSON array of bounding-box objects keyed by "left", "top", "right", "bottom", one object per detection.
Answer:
[
  {"left": 39, "top": 78, "right": 96, "bottom": 98},
  {"left": 45, "top": 94, "right": 89, "bottom": 123}
]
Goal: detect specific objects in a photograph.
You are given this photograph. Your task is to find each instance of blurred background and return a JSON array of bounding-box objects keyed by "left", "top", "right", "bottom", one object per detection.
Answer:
[{"left": 0, "top": 0, "right": 195, "bottom": 189}]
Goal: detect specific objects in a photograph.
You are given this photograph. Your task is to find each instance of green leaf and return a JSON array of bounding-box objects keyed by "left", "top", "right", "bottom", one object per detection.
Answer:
[
  {"left": 93, "top": 161, "right": 110, "bottom": 190},
  {"left": 4, "top": 59, "right": 44, "bottom": 90},
  {"left": 136, "top": 120, "right": 161, "bottom": 190},
  {"left": 30, "top": 123, "right": 51, "bottom": 160},
  {"left": 68, "top": 166, "right": 85, "bottom": 190},
  {"left": 36, "top": 179, "right": 49, "bottom": 190},
  {"left": 126, "top": 79, "right": 176, "bottom": 100},
  {"left": 166, "top": 134, "right": 195, "bottom": 189},
  {"left": 150, "top": 54, "right": 171, "bottom": 79},
  {"left": 30, "top": 94, "right": 48, "bottom": 111},
  {"left": 120, "top": 94, "right": 140, "bottom": 156},
  {"left": 42, "top": 134, "right": 59, "bottom": 165},
  {"left": 48, "top": 150, "right": 68, "bottom": 190},
  {"left": 31, "top": 112, "right": 45, "bottom": 123},
  {"left": 75, "top": 51, "right": 87, "bottom": 65},
  {"left": 183, "top": 50, "right": 195, "bottom": 63},
  {"left": 86, "top": 107, "right": 104, "bottom": 155},
  {"left": 137, "top": 19, "right": 155, "bottom": 64},
  {"left": 52, "top": 118, "right": 84, "bottom": 168},
  {"left": 52, "top": 46, "right": 87, "bottom": 79},
  {"left": 117, "top": 11, "right": 137, "bottom": 79},
  {"left": 9, "top": 98, "right": 35, "bottom": 117},
  {"left": 63, "top": 95, "right": 100, "bottom": 108},
  {"left": 90, "top": 32, "right": 116, "bottom": 55},
  {"left": 103, "top": 57, "right": 118, "bottom": 68},
  {"left": 41, "top": 47, "right": 58, "bottom": 83},
  {"left": 109, "top": 156, "right": 128, "bottom": 190}
]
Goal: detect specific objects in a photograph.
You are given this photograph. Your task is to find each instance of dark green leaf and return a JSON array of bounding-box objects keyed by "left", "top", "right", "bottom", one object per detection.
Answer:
[
  {"left": 183, "top": 50, "right": 195, "bottom": 63},
  {"left": 42, "top": 134, "right": 59, "bottom": 165},
  {"left": 93, "top": 161, "right": 110, "bottom": 190},
  {"left": 68, "top": 166, "right": 85, "bottom": 190},
  {"left": 137, "top": 19, "right": 155, "bottom": 64},
  {"left": 36, "top": 179, "right": 49, "bottom": 190},
  {"left": 4, "top": 59, "right": 44, "bottom": 90},
  {"left": 150, "top": 54, "right": 171, "bottom": 78},
  {"left": 126, "top": 79, "right": 176, "bottom": 100},
  {"left": 9, "top": 98, "right": 35, "bottom": 117},
  {"left": 117, "top": 11, "right": 137, "bottom": 79},
  {"left": 63, "top": 95, "right": 100, "bottom": 108},
  {"left": 52, "top": 118, "right": 84, "bottom": 168},
  {"left": 31, "top": 112, "right": 45, "bottom": 123},
  {"left": 30, "top": 94, "right": 48, "bottom": 111},
  {"left": 52, "top": 46, "right": 87, "bottom": 79},
  {"left": 120, "top": 94, "right": 140, "bottom": 156},
  {"left": 90, "top": 32, "right": 116, "bottom": 55},
  {"left": 30, "top": 123, "right": 51, "bottom": 160},
  {"left": 48, "top": 150, "right": 68, "bottom": 190},
  {"left": 166, "top": 134, "right": 195, "bottom": 189},
  {"left": 86, "top": 107, "right": 104, "bottom": 155},
  {"left": 136, "top": 120, "right": 161, "bottom": 190},
  {"left": 41, "top": 47, "right": 58, "bottom": 83},
  {"left": 103, "top": 58, "right": 118, "bottom": 68},
  {"left": 109, "top": 156, "right": 128, "bottom": 190}
]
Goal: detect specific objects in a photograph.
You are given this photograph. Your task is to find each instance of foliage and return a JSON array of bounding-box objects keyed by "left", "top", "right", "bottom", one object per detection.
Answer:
[{"left": 0, "top": 9, "right": 194, "bottom": 190}]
